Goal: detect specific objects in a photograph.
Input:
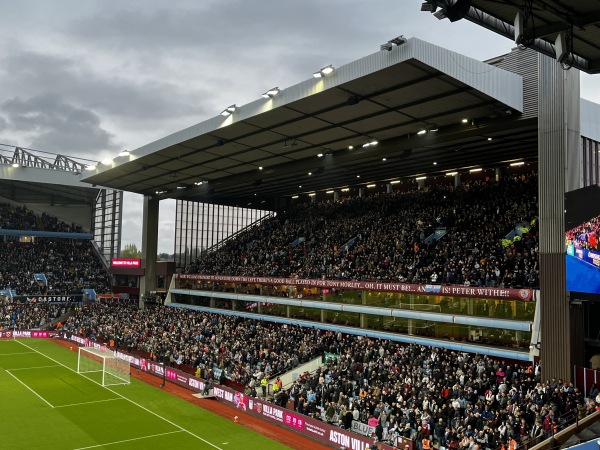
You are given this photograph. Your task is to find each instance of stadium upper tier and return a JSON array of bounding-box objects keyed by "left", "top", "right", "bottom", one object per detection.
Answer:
[
  {"left": 0, "top": 202, "right": 110, "bottom": 296},
  {"left": 186, "top": 173, "right": 539, "bottom": 288},
  {"left": 0, "top": 202, "right": 84, "bottom": 233}
]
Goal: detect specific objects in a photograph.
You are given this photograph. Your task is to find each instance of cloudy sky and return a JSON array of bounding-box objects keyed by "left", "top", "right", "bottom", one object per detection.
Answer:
[{"left": 1, "top": 0, "right": 599, "bottom": 253}]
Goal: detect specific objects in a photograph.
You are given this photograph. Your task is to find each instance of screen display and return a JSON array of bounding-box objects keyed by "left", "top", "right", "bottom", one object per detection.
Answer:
[{"left": 565, "top": 185, "right": 600, "bottom": 294}]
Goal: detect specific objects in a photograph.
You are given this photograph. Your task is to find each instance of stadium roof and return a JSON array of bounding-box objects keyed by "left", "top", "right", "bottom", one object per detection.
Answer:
[
  {"left": 81, "top": 37, "right": 537, "bottom": 208},
  {"left": 421, "top": 0, "right": 600, "bottom": 74}
]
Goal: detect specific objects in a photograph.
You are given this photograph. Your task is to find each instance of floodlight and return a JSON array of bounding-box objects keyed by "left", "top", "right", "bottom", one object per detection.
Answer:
[
  {"left": 389, "top": 36, "right": 407, "bottom": 46},
  {"left": 221, "top": 104, "right": 237, "bottom": 116},
  {"left": 262, "top": 87, "right": 280, "bottom": 98},
  {"left": 380, "top": 42, "right": 393, "bottom": 52},
  {"left": 118, "top": 150, "right": 130, "bottom": 157},
  {"left": 313, "top": 65, "right": 335, "bottom": 78},
  {"left": 11, "top": 163, "right": 19, "bottom": 168},
  {"left": 85, "top": 165, "right": 97, "bottom": 171}
]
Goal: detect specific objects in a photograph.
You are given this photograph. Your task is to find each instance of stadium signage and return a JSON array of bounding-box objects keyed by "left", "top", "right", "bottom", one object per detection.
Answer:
[
  {"left": 55, "top": 331, "right": 406, "bottom": 450},
  {"left": 568, "top": 245, "right": 600, "bottom": 268},
  {"left": 176, "top": 274, "right": 534, "bottom": 301},
  {"left": 351, "top": 420, "right": 376, "bottom": 436},
  {"left": 111, "top": 258, "right": 141, "bottom": 267},
  {"left": 0, "top": 330, "right": 55, "bottom": 338},
  {"left": 11, "top": 295, "right": 83, "bottom": 304}
]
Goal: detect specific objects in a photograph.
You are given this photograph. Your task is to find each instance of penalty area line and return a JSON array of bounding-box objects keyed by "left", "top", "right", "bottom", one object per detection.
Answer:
[
  {"left": 5, "top": 369, "right": 55, "bottom": 408},
  {"left": 72, "top": 430, "right": 184, "bottom": 450},
  {"left": 54, "top": 397, "right": 124, "bottom": 408},
  {"left": 15, "top": 340, "right": 224, "bottom": 450}
]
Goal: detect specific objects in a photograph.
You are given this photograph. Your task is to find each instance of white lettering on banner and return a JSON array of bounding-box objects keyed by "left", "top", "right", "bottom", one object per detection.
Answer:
[
  {"left": 305, "top": 422, "right": 326, "bottom": 437},
  {"left": 176, "top": 274, "right": 532, "bottom": 300},
  {"left": 262, "top": 404, "right": 283, "bottom": 422},
  {"left": 213, "top": 387, "right": 233, "bottom": 402},
  {"left": 115, "top": 351, "right": 140, "bottom": 366},
  {"left": 330, "top": 431, "right": 350, "bottom": 447},
  {"left": 351, "top": 420, "right": 375, "bottom": 436},
  {"left": 350, "top": 438, "right": 366, "bottom": 450},
  {"left": 188, "top": 378, "right": 204, "bottom": 391},
  {"left": 13, "top": 331, "right": 31, "bottom": 338}
]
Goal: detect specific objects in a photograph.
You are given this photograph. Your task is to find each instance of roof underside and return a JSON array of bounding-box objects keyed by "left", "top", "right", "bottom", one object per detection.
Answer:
[
  {"left": 82, "top": 38, "right": 533, "bottom": 208},
  {"left": 437, "top": 0, "right": 600, "bottom": 74},
  {"left": 0, "top": 179, "right": 98, "bottom": 206}
]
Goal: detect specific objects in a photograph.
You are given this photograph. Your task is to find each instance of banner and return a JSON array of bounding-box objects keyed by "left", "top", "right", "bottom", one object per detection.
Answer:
[
  {"left": 0, "top": 289, "right": 13, "bottom": 300},
  {"left": 567, "top": 245, "right": 600, "bottom": 268},
  {"left": 34, "top": 273, "right": 47, "bottom": 286},
  {"left": 0, "top": 331, "right": 56, "bottom": 338},
  {"left": 176, "top": 274, "right": 534, "bottom": 301},
  {"left": 11, "top": 295, "right": 83, "bottom": 304},
  {"left": 351, "top": 419, "right": 375, "bottom": 436},
  {"left": 82, "top": 289, "right": 97, "bottom": 301}
]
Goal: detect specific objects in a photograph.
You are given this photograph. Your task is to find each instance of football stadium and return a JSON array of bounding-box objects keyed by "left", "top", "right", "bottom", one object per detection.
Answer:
[{"left": 2, "top": 1, "right": 600, "bottom": 449}]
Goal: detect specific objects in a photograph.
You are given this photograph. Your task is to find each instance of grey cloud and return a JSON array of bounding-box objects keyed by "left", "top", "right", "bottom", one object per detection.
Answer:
[
  {"left": 67, "top": 0, "right": 384, "bottom": 64},
  {"left": 2, "top": 94, "right": 118, "bottom": 156},
  {"left": 1, "top": 50, "right": 211, "bottom": 122}
]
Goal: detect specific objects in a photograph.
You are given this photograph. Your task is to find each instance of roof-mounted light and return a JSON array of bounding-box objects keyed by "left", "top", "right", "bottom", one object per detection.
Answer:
[{"left": 313, "top": 64, "right": 335, "bottom": 78}]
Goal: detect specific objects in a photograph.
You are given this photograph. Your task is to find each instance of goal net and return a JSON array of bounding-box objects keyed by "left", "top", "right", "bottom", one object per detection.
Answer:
[{"left": 77, "top": 346, "right": 130, "bottom": 386}]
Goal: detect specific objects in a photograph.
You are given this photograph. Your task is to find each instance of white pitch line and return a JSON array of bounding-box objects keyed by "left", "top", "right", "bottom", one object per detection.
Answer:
[
  {"left": 5, "top": 369, "right": 54, "bottom": 408},
  {"left": 54, "top": 397, "right": 124, "bottom": 409},
  {"left": 72, "top": 430, "right": 184, "bottom": 450},
  {"left": 0, "top": 351, "right": 36, "bottom": 356},
  {"left": 15, "top": 340, "right": 224, "bottom": 450},
  {"left": 9, "top": 364, "right": 61, "bottom": 371}
]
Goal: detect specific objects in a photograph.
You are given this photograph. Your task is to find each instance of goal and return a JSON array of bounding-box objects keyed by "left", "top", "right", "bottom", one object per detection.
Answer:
[{"left": 77, "top": 346, "right": 130, "bottom": 386}]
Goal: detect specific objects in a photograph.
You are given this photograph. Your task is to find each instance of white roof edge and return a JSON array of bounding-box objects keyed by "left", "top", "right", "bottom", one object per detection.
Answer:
[
  {"left": 82, "top": 37, "right": 523, "bottom": 182},
  {"left": 409, "top": 38, "right": 523, "bottom": 113},
  {"left": 580, "top": 98, "right": 600, "bottom": 142},
  {"left": 0, "top": 165, "right": 104, "bottom": 189}
]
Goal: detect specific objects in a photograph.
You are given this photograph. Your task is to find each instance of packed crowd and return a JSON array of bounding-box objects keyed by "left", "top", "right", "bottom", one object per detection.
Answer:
[
  {"left": 0, "top": 301, "right": 69, "bottom": 330},
  {"left": 0, "top": 202, "right": 83, "bottom": 233},
  {"left": 566, "top": 216, "right": 599, "bottom": 251},
  {"left": 279, "top": 336, "right": 596, "bottom": 449},
  {"left": 61, "top": 303, "right": 322, "bottom": 385},
  {"left": 0, "top": 202, "right": 109, "bottom": 296},
  {"left": 186, "top": 174, "right": 539, "bottom": 288},
  {"left": 0, "top": 239, "right": 110, "bottom": 295}
]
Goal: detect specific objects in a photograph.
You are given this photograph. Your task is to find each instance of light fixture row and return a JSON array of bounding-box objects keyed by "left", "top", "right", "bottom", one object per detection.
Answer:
[
  {"left": 291, "top": 160, "right": 527, "bottom": 198},
  {"left": 221, "top": 65, "right": 335, "bottom": 118}
]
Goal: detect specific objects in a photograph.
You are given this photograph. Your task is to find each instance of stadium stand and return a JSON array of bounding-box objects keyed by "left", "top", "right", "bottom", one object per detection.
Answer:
[
  {"left": 0, "top": 202, "right": 110, "bottom": 296},
  {"left": 52, "top": 303, "right": 597, "bottom": 449},
  {"left": 185, "top": 174, "right": 539, "bottom": 289},
  {"left": 0, "top": 302, "right": 69, "bottom": 330}
]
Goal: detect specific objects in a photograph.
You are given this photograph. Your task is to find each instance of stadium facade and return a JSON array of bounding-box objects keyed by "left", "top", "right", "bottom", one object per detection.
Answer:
[{"left": 3, "top": 37, "right": 596, "bottom": 381}]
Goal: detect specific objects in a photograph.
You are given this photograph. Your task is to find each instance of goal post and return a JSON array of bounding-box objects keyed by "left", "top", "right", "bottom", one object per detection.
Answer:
[{"left": 77, "top": 346, "right": 130, "bottom": 386}]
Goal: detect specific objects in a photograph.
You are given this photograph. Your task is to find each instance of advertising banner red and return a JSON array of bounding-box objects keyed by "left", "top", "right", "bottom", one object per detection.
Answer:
[{"left": 176, "top": 274, "right": 534, "bottom": 301}]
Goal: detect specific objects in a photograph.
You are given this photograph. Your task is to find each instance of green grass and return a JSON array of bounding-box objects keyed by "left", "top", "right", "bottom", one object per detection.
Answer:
[{"left": 0, "top": 339, "right": 291, "bottom": 450}]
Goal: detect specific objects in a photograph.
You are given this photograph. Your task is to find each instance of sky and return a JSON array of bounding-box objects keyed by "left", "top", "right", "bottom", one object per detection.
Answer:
[{"left": 1, "top": 0, "right": 599, "bottom": 254}]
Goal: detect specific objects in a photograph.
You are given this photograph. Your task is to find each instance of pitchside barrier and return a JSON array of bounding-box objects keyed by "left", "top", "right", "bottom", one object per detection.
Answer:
[{"left": 0, "top": 330, "right": 412, "bottom": 450}]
